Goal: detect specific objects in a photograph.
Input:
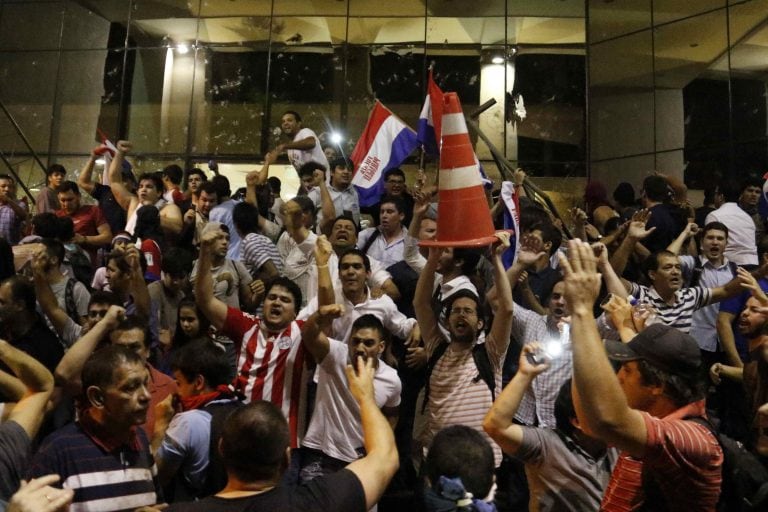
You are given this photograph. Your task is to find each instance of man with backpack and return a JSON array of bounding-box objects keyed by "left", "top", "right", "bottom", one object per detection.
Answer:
[
  {"left": 152, "top": 339, "right": 242, "bottom": 502},
  {"left": 563, "top": 239, "right": 724, "bottom": 510},
  {"left": 34, "top": 238, "right": 91, "bottom": 326},
  {"left": 413, "top": 232, "right": 512, "bottom": 467}
]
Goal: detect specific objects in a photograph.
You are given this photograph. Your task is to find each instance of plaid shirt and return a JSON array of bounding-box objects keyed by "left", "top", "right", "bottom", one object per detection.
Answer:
[
  {"left": 0, "top": 203, "right": 19, "bottom": 244},
  {"left": 512, "top": 305, "right": 572, "bottom": 427}
]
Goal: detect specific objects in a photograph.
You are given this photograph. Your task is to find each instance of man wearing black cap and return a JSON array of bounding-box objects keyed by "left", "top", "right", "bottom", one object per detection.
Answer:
[{"left": 560, "top": 239, "right": 723, "bottom": 511}]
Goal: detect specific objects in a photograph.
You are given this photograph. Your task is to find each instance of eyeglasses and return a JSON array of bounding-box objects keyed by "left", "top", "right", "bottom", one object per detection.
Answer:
[{"left": 449, "top": 307, "right": 477, "bottom": 317}]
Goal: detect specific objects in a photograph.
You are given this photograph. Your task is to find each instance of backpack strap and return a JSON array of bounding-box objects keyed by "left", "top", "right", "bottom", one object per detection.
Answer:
[
  {"left": 64, "top": 278, "right": 79, "bottom": 321},
  {"left": 471, "top": 343, "right": 496, "bottom": 404},
  {"left": 361, "top": 228, "right": 382, "bottom": 256},
  {"left": 689, "top": 257, "right": 704, "bottom": 287},
  {"left": 201, "top": 400, "right": 243, "bottom": 497},
  {"left": 422, "top": 341, "right": 449, "bottom": 414},
  {"left": 421, "top": 342, "right": 496, "bottom": 414}
]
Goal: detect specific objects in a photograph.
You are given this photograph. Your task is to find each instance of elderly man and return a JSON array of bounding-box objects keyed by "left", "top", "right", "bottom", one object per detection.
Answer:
[
  {"left": 55, "top": 307, "right": 177, "bottom": 437},
  {"left": 28, "top": 345, "right": 160, "bottom": 511}
]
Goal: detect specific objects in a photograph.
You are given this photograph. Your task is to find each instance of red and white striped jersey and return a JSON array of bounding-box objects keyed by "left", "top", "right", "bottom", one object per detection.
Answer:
[{"left": 222, "top": 306, "right": 308, "bottom": 448}]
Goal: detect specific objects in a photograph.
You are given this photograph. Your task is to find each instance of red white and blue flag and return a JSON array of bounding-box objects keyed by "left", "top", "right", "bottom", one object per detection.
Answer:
[
  {"left": 351, "top": 101, "right": 419, "bottom": 207},
  {"left": 417, "top": 69, "right": 492, "bottom": 188},
  {"left": 416, "top": 69, "right": 445, "bottom": 157},
  {"left": 94, "top": 129, "right": 131, "bottom": 185}
]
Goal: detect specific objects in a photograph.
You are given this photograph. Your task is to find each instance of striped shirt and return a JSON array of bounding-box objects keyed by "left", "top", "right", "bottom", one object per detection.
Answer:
[
  {"left": 222, "top": 307, "right": 308, "bottom": 448},
  {"left": 628, "top": 283, "right": 712, "bottom": 334},
  {"left": 602, "top": 400, "right": 722, "bottom": 511},
  {"left": 421, "top": 334, "right": 507, "bottom": 467},
  {"left": 241, "top": 232, "right": 283, "bottom": 278},
  {"left": 28, "top": 423, "right": 158, "bottom": 512}
]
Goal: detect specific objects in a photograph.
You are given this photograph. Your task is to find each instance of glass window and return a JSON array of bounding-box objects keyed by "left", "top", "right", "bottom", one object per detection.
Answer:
[
  {"left": 199, "top": 0, "right": 271, "bottom": 17},
  {"left": 0, "top": 51, "right": 59, "bottom": 153},
  {"left": 273, "top": 0, "right": 349, "bottom": 16},
  {"left": 51, "top": 50, "right": 119, "bottom": 154},
  {"left": 0, "top": 2, "right": 64, "bottom": 51},
  {"left": 190, "top": 45, "right": 268, "bottom": 156},
  {"left": 508, "top": 0, "right": 584, "bottom": 17},
  {"left": 588, "top": 0, "right": 651, "bottom": 44},
  {"left": 124, "top": 48, "right": 194, "bottom": 154},
  {"left": 349, "top": 0, "right": 423, "bottom": 17},
  {"left": 653, "top": 0, "right": 725, "bottom": 26},
  {"left": 589, "top": 30, "right": 654, "bottom": 160},
  {"left": 654, "top": 10, "right": 728, "bottom": 152}
]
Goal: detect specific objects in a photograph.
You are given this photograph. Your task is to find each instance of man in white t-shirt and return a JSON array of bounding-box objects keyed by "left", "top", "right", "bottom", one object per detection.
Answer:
[
  {"left": 299, "top": 307, "right": 401, "bottom": 482},
  {"left": 275, "top": 110, "right": 329, "bottom": 173}
]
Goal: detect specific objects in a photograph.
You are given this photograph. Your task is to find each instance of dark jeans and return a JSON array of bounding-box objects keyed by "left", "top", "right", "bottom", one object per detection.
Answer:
[{"left": 298, "top": 448, "right": 349, "bottom": 484}]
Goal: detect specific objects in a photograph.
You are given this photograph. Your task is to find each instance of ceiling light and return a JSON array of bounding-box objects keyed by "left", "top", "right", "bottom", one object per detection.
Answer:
[
  {"left": 176, "top": 43, "right": 190, "bottom": 54},
  {"left": 491, "top": 56, "right": 504, "bottom": 65}
]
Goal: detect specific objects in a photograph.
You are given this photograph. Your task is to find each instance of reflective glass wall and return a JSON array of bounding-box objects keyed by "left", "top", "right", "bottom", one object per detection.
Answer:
[
  {"left": 588, "top": 0, "right": 768, "bottom": 195},
  {"left": 0, "top": 0, "right": 585, "bottom": 198}
]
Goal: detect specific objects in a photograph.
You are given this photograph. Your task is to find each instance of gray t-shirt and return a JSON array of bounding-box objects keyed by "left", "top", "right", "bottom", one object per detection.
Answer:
[
  {"left": 517, "top": 427, "right": 617, "bottom": 512},
  {"left": 190, "top": 259, "right": 252, "bottom": 309}
]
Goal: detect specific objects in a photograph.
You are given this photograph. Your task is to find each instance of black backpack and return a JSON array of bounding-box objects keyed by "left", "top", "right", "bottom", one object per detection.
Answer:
[
  {"left": 64, "top": 246, "right": 94, "bottom": 290},
  {"left": 421, "top": 341, "right": 496, "bottom": 414},
  {"left": 641, "top": 416, "right": 768, "bottom": 512},
  {"left": 199, "top": 399, "right": 244, "bottom": 498}
]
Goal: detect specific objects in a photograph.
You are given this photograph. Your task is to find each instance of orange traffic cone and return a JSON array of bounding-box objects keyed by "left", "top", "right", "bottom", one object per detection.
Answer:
[{"left": 421, "top": 92, "right": 497, "bottom": 248}]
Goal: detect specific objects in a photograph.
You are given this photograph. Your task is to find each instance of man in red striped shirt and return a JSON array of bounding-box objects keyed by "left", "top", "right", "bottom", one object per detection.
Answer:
[
  {"left": 195, "top": 228, "right": 308, "bottom": 453},
  {"left": 561, "top": 239, "right": 723, "bottom": 511}
]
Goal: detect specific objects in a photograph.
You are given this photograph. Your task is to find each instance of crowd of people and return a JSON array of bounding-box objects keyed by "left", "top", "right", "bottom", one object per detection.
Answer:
[{"left": 0, "top": 109, "right": 767, "bottom": 511}]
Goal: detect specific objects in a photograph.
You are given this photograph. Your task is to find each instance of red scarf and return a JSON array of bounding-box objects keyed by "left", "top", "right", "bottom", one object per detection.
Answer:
[{"left": 179, "top": 385, "right": 236, "bottom": 412}]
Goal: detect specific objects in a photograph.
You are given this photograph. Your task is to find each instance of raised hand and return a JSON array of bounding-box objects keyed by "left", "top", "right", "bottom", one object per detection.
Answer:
[
  {"left": 518, "top": 342, "right": 550, "bottom": 377},
  {"left": 346, "top": 356, "right": 376, "bottom": 403},
  {"left": 515, "top": 233, "right": 547, "bottom": 268},
  {"left": 559, "top": 239, "right": 602, "bottom": 314},
  {"left": 116, "top": 140, "right": 132, "bottom": 154},
  {"left": 318, "top": 303, "right": 345, "bottom": 319},
  {"left": 314, "top": 235, "right": 333, "bottom": 266}
]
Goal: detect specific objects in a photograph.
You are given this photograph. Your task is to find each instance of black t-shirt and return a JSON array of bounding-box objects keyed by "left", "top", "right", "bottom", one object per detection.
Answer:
[
  {"left": 0, "top": 318, "right": 64, "bottom": 402},
  {"left": 165, "top": 468, "right": 366, "bottom": 512},
  {"left": 92, "top": 183, "right": 127, "bottom": 235}
]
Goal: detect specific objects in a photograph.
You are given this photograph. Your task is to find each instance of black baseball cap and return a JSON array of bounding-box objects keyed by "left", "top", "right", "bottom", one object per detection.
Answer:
[{"left": 604, "top": 324, "right": 701, "bottom": 377}]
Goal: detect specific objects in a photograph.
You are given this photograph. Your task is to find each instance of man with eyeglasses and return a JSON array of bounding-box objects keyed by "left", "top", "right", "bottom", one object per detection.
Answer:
[{"left": 413, "top": 233, "right": 513, "bottom": 467}]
